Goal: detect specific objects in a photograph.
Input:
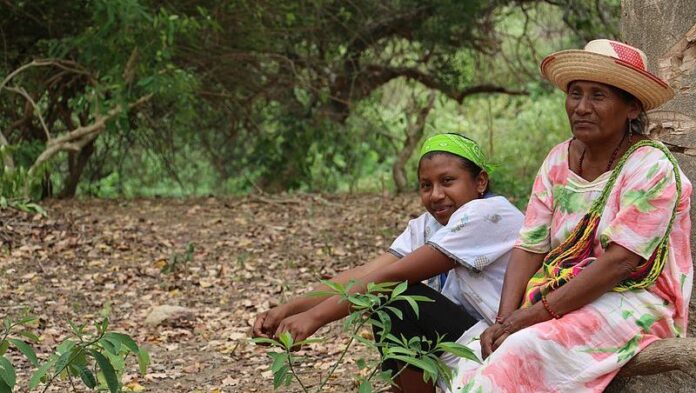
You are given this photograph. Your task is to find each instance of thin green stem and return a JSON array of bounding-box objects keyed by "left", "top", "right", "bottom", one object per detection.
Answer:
[
  {"left": 315, "top": 334, "right": 356, "bottom": 392},
  {"left": 285, "top": 348, "right": 310, "bottom": 393},
  {"left": 366, "top": 361, "right": 382, "bottom": 382},
  {"left": 388, "top": 363, "right": 410, "bottom": 384},
  {"left": 41, "top": 346, "right": 84, "bottom": 393},
  {"left": 315, "top": 307, "right": 374, "bottom": 392},
  {"left": 68, "top": 369, "right": 78, "bottom": 392},
  {"left": 374, "top": 364, "right": 410, "bottom": 393},
  {"left": 1, "top": 319, "right": 27, "bottom": 343},
  {"left": 40, "top": 332, "right": 104, "bottom": 393},
  {"left": 1, "top": 326, "right": 12, "bottom": 343}
]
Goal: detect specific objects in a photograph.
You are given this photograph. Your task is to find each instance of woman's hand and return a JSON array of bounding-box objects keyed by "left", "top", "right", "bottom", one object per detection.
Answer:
[
  {"left": 494, "top": 306, "right": 550, "bottom": 352},
  {"left": 274, "top": 310, "right": 324, "bottom": 344},
  {"left": 500, "top": 307, "right": 544, "bottom": 334},
  {"left": 480, "top": 323, "right": 506, "bottom": 360},
  {"left": 252, "top": 304, "right": 293, "bottom": 339},
  {"left": 482, "top": 306, "right": 550, "bottom": 359}
]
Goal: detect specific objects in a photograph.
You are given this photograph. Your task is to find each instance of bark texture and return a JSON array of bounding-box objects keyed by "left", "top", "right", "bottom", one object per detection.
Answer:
[
  {"left": 392, "top": 92, "right": 436, "bottom": 193},
  {"left": 610, "top": 1, "right": 696, "bottom": 391}
]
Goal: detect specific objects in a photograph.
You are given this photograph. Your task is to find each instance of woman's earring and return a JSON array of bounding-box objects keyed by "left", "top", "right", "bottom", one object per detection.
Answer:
[{"left": 628, "top": 118, "right": 634, "bottom": 142}]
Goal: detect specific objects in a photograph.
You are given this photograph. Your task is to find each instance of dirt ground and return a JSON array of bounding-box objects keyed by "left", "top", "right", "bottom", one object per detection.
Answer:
[
  {"left": 1, "top": 194, "right": 423, "bottom": 392},
  {"left": 1, "top": 194, "right": 694, "bottom": 392}
]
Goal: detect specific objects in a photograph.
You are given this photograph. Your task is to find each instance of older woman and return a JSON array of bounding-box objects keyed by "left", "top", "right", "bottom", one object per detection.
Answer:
[{"left": 448, "top": 39, "right": 693, "bottom": 392}]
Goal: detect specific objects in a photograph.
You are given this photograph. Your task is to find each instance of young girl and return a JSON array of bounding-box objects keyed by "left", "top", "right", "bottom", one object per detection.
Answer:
[{"left": 252, "top": 133, "right": 524, "bottom": 392}]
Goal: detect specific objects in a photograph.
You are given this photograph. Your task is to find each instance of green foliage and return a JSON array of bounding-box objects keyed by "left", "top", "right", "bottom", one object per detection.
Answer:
[
  {"left": 0, "top": 196, "right": 47, "bottom": 216},
  {"left": 253, "top": 281, "right": 478, "bottom": 392},
  {"left": 1, "top": 0, "right": 207, "bottom": 198},
  {"left": 0, "top": 159, "right": 47, "bottom": 215},
  {"left": 0, "top": 142, "right": 48, "bottom": 202},
  {"left": 554, "top": 0, "right": 621, "bottom": 42},
  {"left": 0, "top": 311, "right": 148, "bottom": 392},
  {"left": 457, "top": 92, "right": 570, "bottom": 208},
  {"left": 161, "top": 242, "right": 195, "bottom": 275},
  {"left": 0, "top": 1, "right": 620, "bottom": 199}
]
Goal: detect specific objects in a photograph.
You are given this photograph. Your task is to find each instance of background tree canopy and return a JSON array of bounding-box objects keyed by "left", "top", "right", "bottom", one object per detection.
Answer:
[{"left": 0, "top": 0, "right": 620, "bottom": 206}]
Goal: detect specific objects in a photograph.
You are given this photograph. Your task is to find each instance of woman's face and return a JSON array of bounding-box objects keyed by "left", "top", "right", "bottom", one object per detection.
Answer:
[
  {"left": 418, "top": 153, "right": 487, "bottom": 226},
  {"left": 565, "top": 80, "right": 640, "bottom": 143}
]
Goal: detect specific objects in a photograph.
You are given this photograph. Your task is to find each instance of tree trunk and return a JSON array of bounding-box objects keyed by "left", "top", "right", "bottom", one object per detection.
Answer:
[
  {"left": 40, "top": 171, "right": 52, "bottom": 199},
  {"left": 613, "top": 1, "right": 696, "bottom": 391},
  {"left": 0, "top": 129, "right": 15, "bottom": 172},
  {"left": 605, "top": 338, "right": 696, "bottom": 392},
  {"left": 59, "top": 138, "right": 95, "bottom": 198},
  {"left": 392, "top": 91, "right": 437, "bottom": 193}
]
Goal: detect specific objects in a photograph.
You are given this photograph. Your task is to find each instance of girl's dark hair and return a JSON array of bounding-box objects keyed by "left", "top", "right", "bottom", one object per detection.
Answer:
[
  {"left": 610, "top": 86, "right": 648, "bottom": 135},
  {"left": 417, "top": 133, "right": 490, "bottom": 193}
]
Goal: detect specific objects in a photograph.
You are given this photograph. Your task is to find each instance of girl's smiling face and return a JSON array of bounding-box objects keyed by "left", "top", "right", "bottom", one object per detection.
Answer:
[{"left": 418, "top": 153, "right": 488, "bottom": 225}]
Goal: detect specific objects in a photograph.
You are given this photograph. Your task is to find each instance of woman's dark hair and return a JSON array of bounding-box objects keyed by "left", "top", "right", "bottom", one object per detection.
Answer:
[
  {"left": 417, "top": 133, "right": 490, "bottom": 193},
  {"left": 610, "top": 86, "right": 648, "bottom": 135}
]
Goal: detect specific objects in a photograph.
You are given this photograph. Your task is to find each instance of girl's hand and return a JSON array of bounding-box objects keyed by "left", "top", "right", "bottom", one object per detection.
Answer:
[
  {"left": 252, "top": 304, "right": 292, "bottom": 339},
  {"left": 274, "top": 310, "right": 324, "bottom": 344}
]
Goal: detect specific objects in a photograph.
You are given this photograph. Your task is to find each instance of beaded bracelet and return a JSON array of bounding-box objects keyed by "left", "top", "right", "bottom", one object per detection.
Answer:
[{"left": 541, "top": 294, "right": 562, "bottom": 319}]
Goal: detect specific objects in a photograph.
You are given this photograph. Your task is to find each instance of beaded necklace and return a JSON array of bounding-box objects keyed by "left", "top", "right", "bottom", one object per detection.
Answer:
[
  {"left": 523, "top": 139, "right": 683, "bottom": 308},
  {"left": 576, "top": 133, "right": 628, "bottom": 178}
]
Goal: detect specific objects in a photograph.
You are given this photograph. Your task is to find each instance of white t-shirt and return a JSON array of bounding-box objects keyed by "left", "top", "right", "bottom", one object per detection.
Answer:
[{"left": 388, "top": 196, "right": 524, "bottom": 324}]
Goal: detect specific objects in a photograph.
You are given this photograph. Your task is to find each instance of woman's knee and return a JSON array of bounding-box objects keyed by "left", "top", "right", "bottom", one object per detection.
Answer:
[{"left": 494, "top": 327, "right": 538, "bottom": 355}]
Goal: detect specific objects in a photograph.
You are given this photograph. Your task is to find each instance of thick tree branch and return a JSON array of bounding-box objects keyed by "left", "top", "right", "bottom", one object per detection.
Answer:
[
  {"left": 26, "top": 94, "right": 153, "bottom": 187},
  {"left": 362, "top": 65, "right": 527, "bottom": 102},
  {"left": 3, "top": 86, "right": 50, "bottom": 140},
  {"left": 345, "top": 7, "right": 433, "bottom": 56},
  {"left": 0, "top": 59, "right": 93, "bottom": 94},
  {"left": 0, "top": 98, "right": 39, "bottom": 172},
  {"left": 393, "top": 91, "right": 437, "bottom": 193},
  {"left": 327, "top": 63, "right": 527, "bottom": 121}
]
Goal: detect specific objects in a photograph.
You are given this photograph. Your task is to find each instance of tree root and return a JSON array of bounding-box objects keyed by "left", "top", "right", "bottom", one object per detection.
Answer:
[{"left": 606, "top": 338, "right": 696, "bottom": 392}]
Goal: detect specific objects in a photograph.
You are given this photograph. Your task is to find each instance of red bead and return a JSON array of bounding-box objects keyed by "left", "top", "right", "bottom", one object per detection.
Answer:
[{"left": 542, "top": 295, "right": 562, "bottom": 319}]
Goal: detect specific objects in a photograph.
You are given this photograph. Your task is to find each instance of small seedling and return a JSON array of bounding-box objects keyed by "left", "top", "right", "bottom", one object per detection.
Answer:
[
  {"left": 161, "top": 242, "right": 195, "bottom": 274},
  {"left": 0, "top": 311, "right": 149, "bottom": 393},
  {"left": 253, "top": 281, "right": 479, "bottom": 392}
]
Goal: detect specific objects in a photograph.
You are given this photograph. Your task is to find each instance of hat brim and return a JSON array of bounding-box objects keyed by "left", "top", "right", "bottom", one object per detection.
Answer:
[{"left": 540, "top": 50, "right": 674, "bottom": 111}]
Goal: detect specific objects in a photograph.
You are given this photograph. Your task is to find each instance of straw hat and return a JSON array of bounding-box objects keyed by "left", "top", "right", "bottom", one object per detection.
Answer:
[{"left": 540, "top": 39, "right": 674, "bottom": 111}]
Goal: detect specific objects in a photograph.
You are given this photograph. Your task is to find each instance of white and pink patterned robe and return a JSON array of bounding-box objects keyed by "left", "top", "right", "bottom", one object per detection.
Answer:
[{"left": 448, "top": 140, "right": 693, "bottom": 392}]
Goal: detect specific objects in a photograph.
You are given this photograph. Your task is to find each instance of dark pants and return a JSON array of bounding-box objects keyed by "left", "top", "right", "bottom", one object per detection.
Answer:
[{"left": 373, "top": 283, "right": 478, "bottom": 375}]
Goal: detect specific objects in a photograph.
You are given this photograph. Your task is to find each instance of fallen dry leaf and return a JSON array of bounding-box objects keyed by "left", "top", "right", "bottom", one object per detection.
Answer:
[{"left": 0, "top": 194, "right": 421, "bottom": 392}]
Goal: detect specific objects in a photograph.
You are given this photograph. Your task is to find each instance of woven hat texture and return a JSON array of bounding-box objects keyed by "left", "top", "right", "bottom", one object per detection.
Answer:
[{"left": 540, "top": 39, "right": 673, "bottom": 110}]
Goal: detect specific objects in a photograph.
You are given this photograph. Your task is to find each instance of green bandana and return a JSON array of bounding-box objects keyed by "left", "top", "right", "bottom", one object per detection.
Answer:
[{"left": 419, "top": 134, "right": 495, "bottom": 174}]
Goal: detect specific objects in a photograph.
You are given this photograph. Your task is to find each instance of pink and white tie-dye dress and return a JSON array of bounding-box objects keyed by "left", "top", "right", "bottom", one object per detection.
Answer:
[{"left": 448, "top": 139, "right": 693, "bottom": 393}]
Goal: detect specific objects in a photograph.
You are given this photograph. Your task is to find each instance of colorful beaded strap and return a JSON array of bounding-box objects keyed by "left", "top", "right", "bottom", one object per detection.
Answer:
[{"left": 523, "top": 139, "right": 683, "bottom": 307}]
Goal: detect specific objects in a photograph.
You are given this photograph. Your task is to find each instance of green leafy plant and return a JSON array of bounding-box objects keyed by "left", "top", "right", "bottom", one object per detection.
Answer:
[
  {"left": 0, "top": 312, "right": 149, "bottom": 393},
  {"left": 0, "top": 149, "right": 47, "bottom": 215},
  {"left": 0, "top": 312, "right": 40, "bottom": 392},
  {"left": 161, "top": 242, "right": 195, "bottom": 274},
  {"left": 253, "top": 281, "right": 479, "bottom": 392},
  {"left": 0, "top": 196, "right": 47, "bottom": 216}
]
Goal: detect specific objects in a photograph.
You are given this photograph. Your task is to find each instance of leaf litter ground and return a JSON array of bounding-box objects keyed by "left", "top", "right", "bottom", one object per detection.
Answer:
[{"left": 0, "top": 194, "right": 423, "bottom": 392}]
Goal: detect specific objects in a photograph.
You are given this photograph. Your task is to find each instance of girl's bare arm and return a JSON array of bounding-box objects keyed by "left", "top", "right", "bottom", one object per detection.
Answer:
[
  {"left": 273, "top": 245, "right": 456, "bottom": 341},
  {"left": 252, "top": 252, "right": 399, "bottom": 338}
]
